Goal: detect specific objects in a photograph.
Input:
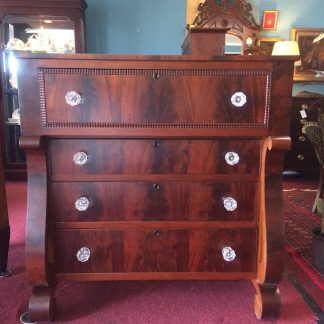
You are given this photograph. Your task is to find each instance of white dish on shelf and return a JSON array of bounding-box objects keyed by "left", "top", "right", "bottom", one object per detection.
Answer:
[{"left": 8, "top": 118, "right": 20, "bottom": 124}]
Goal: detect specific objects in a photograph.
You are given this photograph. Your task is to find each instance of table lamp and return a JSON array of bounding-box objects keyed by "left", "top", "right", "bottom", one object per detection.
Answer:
[{"left": 272, "top": 40, "right": 301, "bottom": 66}]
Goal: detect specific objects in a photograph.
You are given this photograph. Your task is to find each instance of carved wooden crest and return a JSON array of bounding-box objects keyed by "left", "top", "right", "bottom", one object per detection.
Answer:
[{"left": 190, "top": 0, "right": 260, "bottom": 44}]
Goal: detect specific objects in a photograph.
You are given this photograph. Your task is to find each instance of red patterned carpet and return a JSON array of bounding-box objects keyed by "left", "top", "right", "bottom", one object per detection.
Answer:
[{"left": 283, "top": 177, "right": 324, "bottom": 312}]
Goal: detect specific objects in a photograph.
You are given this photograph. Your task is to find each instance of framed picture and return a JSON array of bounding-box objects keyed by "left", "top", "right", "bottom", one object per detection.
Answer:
[
  {"left": 262, "top": 10, "right": 278, "bottom": 30},
  {"left": 257, "top": 36, "right": 283, "bottom": 55},
  {"left": 291, "top": 28, "right": 324, "bottom": 82}
]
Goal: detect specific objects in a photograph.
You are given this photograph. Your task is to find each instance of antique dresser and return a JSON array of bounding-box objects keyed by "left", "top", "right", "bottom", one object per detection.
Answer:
[{"left": 16, "top": 54, "right": 296, "bottom": 322}]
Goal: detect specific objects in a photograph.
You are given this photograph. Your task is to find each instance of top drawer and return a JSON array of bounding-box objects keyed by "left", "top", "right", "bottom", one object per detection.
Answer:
[{"left": 39, "top": 68, "right": 270, "bottom": 127}]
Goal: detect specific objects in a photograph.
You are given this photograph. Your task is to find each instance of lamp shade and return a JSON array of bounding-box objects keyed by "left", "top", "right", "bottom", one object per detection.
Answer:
[{"left": 272, "top": 41, "right": 300, "bottom": 55}]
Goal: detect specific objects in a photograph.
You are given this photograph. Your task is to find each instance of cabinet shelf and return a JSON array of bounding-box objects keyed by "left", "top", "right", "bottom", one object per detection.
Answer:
[
  {"left": 5, "top": 121, "right": 20, "bottom": 126},
  {"left": 3, "top": 88, "right": 18, "bottom": 95},
  {"left": 0, "top": 0, "right": 87, "bottom": 181}
]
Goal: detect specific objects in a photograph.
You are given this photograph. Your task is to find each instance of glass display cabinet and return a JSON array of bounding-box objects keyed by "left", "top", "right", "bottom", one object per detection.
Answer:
[{"left": 0, "top": 0, "right": 87, "bottom": 180}]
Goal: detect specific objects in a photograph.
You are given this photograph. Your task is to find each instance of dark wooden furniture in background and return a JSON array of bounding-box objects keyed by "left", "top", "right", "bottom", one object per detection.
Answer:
[
  {"left": 182, "top": 27, "right": 229, "bottom": 55},
  {"left": 0, "top": 137, "right": 10, "bottom": 278},
  {"left": 0, "top": 0, "right": 87, "bottom": 181},
  {"left": 287, "top": 94, "right": 324, "bottom": 216},
  {"left": 17, "top": 53, "right": 296, "bottom": 322},
  {"left": 189, "top": 0, "right": 260, "bottom": 50},
  {"left": 284, "top": 94, "right": 322, "bottom": 176}
]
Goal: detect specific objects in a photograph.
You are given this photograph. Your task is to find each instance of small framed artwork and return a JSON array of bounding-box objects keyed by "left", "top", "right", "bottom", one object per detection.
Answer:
[
  {"left": 257, "top": 36, "right": 283, "bottom": 55},
  {"left": 291, "top": 28, "right": 324, "bottom": 82},
  {"left": 262, "top": 10, "right": 278, "bottom": 30}
]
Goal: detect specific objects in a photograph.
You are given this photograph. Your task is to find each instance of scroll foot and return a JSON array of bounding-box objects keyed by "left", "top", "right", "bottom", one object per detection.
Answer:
[
  {"left": 26, "top": 285, "right": 55, "bottom": 322},
  {"left": 253, "top": 281, "right": 281, "bottom": 320}
]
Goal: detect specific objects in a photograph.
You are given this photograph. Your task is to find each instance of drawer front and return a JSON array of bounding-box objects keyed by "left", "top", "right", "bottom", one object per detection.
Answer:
[
  {"left": 284, "top": 150, "right": 318, "bottom": 174},
  {"left": 55, "top": 229, "right": 124, "bottom": 273},
  {"left": 188, "top": 228, "right": 257, "bottom": 272},
  {"left": 54, "top": 228, "right": 257, "bottom": 274},
  {"left": 52, "top": 181, "right": 258, "bottom": 222},
  {"left": 41, "top": 70, "right": 269, "bottom": 127},
  {"left": 49, "top": 139, "right": 261, "bottom": 175}
]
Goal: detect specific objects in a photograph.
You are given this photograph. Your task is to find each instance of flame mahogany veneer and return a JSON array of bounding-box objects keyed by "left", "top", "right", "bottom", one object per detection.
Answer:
[{"left": 16, "top": 53, "right": 296, "bottom": 321}]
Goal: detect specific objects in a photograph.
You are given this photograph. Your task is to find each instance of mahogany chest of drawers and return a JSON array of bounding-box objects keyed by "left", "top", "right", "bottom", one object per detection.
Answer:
[{"left": 17, "top": 54, "right": 296, "bottom": 322}]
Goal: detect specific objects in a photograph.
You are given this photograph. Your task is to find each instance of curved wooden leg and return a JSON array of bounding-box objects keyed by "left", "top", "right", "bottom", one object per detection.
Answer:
[
  {"left": 26, "top": 285, "right": 55, "bottom": 322},
  {"left": 253, "top": 281, "right": 281, "bottom": 320},
  {"left": 0, "top": 226, "right": 11, "bottom": 278}
]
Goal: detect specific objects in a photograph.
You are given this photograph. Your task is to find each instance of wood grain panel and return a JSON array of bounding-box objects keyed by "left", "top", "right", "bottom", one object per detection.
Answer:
[
  {"left": 43, "top": 71, "right": 268, "bottom": 125},
  {"left": 124, "top": 229, "right": 189, "bottom": 272},
  {"left": 55, "top": 229, "right": 124, "bottom": 274},
  {"left": 48, "top": 139, "right": 261, "bottom": 175},
  {"left": 51, "top": 181, "right": 258, "bottom": 222},
  {"left": 189, "top": 228, "right": 257, "bottom": 272}
]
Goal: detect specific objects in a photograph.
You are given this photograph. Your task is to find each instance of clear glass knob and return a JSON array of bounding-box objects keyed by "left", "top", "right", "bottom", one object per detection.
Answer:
[
  {"left": 225, "top": 152, "right": 239, "bottom": 165},
  {"left": 76, "top": 247, "right": 91, "bottom": 262},
  {"left": 222, "top": 246, "right": 236, "bottom": 262},
  {"left": 223, "top": 197, "right": 237, "bottom": 211},
  {"left": 73, "top": 152, "right": 88, "bottom": 166},
  {"left": 231, "top": 92, "right": 247, "bottom": 107},
  {"left": 65, "top": 91, "right": 83, "bottom": 106},
  {"left": 75, "top": 197, "right": 90, "bottom": 211}
]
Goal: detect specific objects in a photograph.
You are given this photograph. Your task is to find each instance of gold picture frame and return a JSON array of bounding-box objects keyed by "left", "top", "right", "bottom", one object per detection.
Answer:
[
  {"left": 256, "top": 36, "right": 283, "bottom": 55},
  {"left": 291, "top": 28, "right": 324, "bottom": 82}
]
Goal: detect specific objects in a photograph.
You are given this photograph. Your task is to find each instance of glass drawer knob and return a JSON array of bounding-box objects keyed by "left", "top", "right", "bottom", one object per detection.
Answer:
[
  {"left": 298, "top": 136, "right": 306, "bottom": 142},
  {"left": 73, "top": 152, "right": 88, "bottom": 166},
  {"left": 76, "top": 247, "right": 91, "bottom": 262},
  {"left": 297, "top": 154, "right": 305, "bottom": 161},
  {"left": 231, "top": 92, "right": 246, "bottom": 107},
  {"left": 65, "top": 91, "right": 83, "bottom": 106},
  {"left": 225, "top": 152, "right": 239, "bottom": 165},
  {"left": 223, "top": 197, "right": 237, "bottom": 211},
  {"left": 75, "top": 197, "right": 89, "bottom": 211},
  {"left": 222, "top": 246, "right": 236, "bottom": 262}
]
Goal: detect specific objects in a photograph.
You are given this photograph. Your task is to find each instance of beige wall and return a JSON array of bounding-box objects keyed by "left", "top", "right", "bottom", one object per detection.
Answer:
[{"left": 186, "top": 0, "right": 200, "bottom": 25}]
